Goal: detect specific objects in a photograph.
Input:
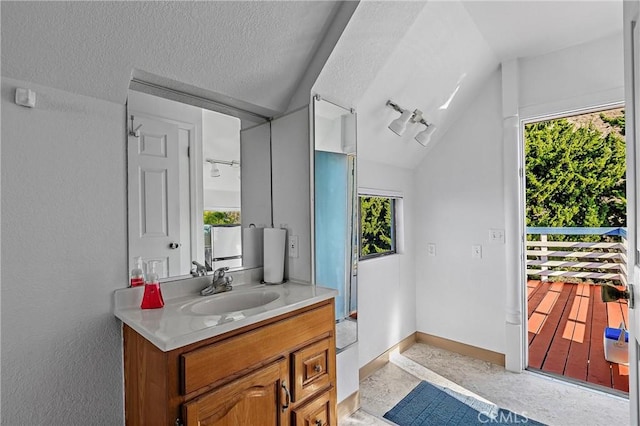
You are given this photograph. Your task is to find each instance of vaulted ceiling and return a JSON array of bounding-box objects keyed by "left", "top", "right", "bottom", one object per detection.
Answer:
[
  {"left": 1, "top": 1, "right": 624, "bottom": 169},
  {"left": 314, "top": 0, "right": 623, "bottom": 168}
]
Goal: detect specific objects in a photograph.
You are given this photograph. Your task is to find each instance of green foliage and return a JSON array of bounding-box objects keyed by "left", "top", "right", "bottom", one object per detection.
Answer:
[
  {"left": 203, "top": 210, "right": 241, "bottom": 225},
  {"left": 360, "top": 196, "right": 394, "bottom": 257},
  {"left": 525, "top": 116, "right": 626, "bottom": 236},
  {"left": 600, "top": 110, "right": 625, "bottom": 136}
]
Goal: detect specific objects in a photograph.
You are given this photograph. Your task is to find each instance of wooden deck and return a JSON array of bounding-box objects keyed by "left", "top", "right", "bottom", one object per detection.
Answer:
[{"left": 527, "top": 280, "right": 629, "bottom": 392}]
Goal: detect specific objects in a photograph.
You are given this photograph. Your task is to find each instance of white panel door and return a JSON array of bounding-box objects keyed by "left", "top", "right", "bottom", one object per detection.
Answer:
[
  {"left": 128, "top": 114, "right": 182, "bottom": 278},
  {"left": 625, "top": 1, "right": 640, "bottom": 423}
]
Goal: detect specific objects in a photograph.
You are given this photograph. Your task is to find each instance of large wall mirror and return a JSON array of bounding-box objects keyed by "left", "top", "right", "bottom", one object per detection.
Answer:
[
  {"left": 313, "top": 95, "right": 358, "bottom": 351},
  {"left": 127, "top": 89, "right": 271, "bottom": 280}
]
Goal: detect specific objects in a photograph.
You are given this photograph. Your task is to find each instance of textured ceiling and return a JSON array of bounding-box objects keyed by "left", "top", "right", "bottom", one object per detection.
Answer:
[
  {"left": 1, "top": 1, "right": 341, "bottom": 112},
  {"left": 2, "top": 1, "right": 625, "bottom": 170},
  {"left": 312, "top": 1, "right": 427, "bottom": 109}
]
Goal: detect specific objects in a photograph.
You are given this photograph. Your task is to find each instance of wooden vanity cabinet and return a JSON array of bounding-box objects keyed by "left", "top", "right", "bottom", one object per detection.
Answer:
[{"left": 123, "top": 299, "right": 337, "bottom": 426}]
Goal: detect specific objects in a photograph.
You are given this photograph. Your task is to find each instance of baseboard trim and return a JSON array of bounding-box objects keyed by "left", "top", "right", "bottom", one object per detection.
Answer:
[
  {"left": 415, "top": 332, "right": 505, "bottom": 366},
  {"left": 337, "top": 390, "right": 360, "bottom": 420},
  {"left": 356, "top": 332, "right": 505, "bottom": 388},
  {"left": 359, "top": 333, "right": 417, "bottom": 381}
]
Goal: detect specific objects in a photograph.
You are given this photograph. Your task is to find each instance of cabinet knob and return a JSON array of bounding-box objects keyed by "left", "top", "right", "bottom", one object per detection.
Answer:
[
  {"left": 314, "top": 365, "right": 322, "bottom": 373},
  {"left": 315, "top": 420, "right": 324, "bottom": 426}
]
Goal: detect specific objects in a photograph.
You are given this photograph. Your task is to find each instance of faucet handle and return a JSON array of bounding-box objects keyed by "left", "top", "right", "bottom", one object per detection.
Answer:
[{"left": 214, "top": 266, "right": 230, "bottom": 279}]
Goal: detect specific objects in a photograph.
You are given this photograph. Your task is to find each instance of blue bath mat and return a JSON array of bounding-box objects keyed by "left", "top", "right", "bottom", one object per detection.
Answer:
[{"left": 384, "top": 381, "right": 546, "bottom": 426}]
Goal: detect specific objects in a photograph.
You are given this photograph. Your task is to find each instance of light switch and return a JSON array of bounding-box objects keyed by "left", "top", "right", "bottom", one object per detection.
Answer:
[
  {"left": 15, "top": 88, "right": 36, "bottom": 108},
  {"left": 427, "top": 243, "right": 436, "bottom": 257},
  {"left": 489, "top": 228, "right": 505, "bottom": 243},
  {"left": 472, "top": 245, "right": 482, "bottom": 259}
]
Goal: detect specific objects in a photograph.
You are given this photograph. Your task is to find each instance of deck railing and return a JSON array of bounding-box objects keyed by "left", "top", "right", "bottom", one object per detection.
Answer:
[{"left": 526, "top": 227, "right": 628, "bottom": 286}]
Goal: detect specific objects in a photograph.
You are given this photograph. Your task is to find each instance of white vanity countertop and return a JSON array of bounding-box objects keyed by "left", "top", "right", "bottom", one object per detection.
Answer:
[{"left": 113, "top": 277, "right": 337, "bottom": 352}]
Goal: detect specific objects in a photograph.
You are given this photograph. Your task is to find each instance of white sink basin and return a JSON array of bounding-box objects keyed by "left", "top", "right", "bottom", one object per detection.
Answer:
[{"left": 182, "top": 290, "right": 280, "bottom": 315}]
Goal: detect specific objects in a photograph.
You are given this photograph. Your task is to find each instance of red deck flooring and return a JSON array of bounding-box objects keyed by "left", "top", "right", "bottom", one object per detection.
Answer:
[{"left": 527, "top": 280, "right": 629, "bottom": 393}]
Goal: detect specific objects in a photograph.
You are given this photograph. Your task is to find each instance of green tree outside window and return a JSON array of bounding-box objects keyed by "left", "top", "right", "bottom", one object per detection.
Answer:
[
  {"left": 360, "top": 196, "right": 395, "bottom": 258},
  {"left": 525, "top": 108, "right": 626, "bottom": 240}
]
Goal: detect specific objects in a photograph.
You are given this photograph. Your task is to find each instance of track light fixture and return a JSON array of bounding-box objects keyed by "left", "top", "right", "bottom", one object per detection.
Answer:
[
  {"left": 205, "top": 158, "right": 240, "bottom": 178},
  {"left": 386, "top": 100, "right": 436, "bottom": 146}
]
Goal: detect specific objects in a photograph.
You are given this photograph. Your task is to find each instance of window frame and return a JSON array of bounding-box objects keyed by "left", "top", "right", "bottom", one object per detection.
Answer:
[{"left": 358, "top": 194, "right": 397, "bottom": 261}]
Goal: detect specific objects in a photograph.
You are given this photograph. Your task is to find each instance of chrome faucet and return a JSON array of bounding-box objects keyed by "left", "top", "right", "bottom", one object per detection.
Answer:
[{"left": 200, "top": 267, "right": 233, "bottom": 296}]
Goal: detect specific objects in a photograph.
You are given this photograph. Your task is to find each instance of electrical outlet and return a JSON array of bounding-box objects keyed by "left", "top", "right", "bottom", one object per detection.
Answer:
[
  {"left": 427, "top": 243, "right": 436, "bottom": 257},
  {"left": 472, "top": 244, "right": 482, "bottom": 259},
  {"left": 289, "top": 235, "right": 299, "bottom": 258}
]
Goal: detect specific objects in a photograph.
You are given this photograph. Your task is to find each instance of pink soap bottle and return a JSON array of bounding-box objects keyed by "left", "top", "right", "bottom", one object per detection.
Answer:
[
  {"left": 141, "top": 261, "right": 164, "bottom": 309},
  {"left": 130, "top": 256, "right": 145, "bottom": 287}
]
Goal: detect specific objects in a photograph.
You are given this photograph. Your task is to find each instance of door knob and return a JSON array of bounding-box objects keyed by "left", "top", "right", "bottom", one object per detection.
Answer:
[{"left": 169, "top": 242, "right": 181, "bottom": 249}]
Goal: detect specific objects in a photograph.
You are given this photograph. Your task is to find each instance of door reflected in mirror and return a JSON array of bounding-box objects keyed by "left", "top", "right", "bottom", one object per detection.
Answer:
[
  {"left": 313, "top": 96, "right": 358, "bottom": 351},
  {"left": 127, "top": 90, "right": 269, "bottom": 280}
]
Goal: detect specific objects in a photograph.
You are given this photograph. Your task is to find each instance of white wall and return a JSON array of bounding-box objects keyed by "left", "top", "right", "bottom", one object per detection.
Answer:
[
  {"left": 315, "top": 115, "right": 343, "bottom": 153},
  {"left": 414, "top": 33, "right": 625, "bottom": 356},
  {"left": 357, "top": 159, "right": 416, "bottom": 366},
  {"left": 1, "top": 78, "right": 126, "bottom": 424},
  {"left": 271, "top": 107, "right": 312, "bottom": 282},
  {"left": 519, "top": 32, "right": 624, "bottom": 119},
  {"left": 241, "top": 122, "right": 273, "bottom": 228},
  {"left": 331, "top": 158, "right": 417, "bottom": 404},
  {"left": 336, "top": 345, "right": 359, "bottom": 402},
  {"left": 414, "top": 70, "right": 507, "bottom": 353}
]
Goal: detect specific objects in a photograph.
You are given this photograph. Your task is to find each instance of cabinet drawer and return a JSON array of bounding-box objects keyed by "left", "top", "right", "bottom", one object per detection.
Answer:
[
  {"left": 291, "top": 338, "right": 331, "bottom": 402},
  {"left": 291, "top": 389, "right": 334, "bottom": 426},
  {"left": 181, "top": 302, "right": 333, "bottom": 395}
]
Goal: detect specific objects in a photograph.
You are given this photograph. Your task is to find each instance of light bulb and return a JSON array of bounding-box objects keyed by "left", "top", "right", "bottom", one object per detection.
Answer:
[
  {"left": 388, "top": 110, "right": 413, "bottom": 136},
  {"left": 415, "top": 125, "right": 436, "bottom": 146},
  {"left": 210, "top": 163, "right": 221, "bottom": 177}
]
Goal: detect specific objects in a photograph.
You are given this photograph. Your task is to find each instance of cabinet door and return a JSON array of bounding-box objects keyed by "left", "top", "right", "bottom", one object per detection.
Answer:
[
  {"left": 182, "top": 358, "right": 290, "bottom": 426},
  {"left": 291, "top": 389, "right": 334, "bottom": 426}
]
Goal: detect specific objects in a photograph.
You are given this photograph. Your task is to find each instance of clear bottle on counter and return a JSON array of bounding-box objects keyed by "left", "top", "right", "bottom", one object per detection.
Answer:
[{"left": 130, "top": 256, "right": 145, "bottom": 287}]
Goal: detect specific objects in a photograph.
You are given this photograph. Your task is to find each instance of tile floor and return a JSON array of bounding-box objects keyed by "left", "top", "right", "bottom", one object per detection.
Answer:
[{"left": 340, "top": 342, "right": 630, "bottom": 426}]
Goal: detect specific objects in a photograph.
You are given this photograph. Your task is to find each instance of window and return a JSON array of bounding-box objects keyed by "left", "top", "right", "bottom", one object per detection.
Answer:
[
  {"left": 203, "top": 210, "right": 241, "bottom": 225},
  {"left": 359, "top": 195, "right": 396, "bottom": 259}
]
